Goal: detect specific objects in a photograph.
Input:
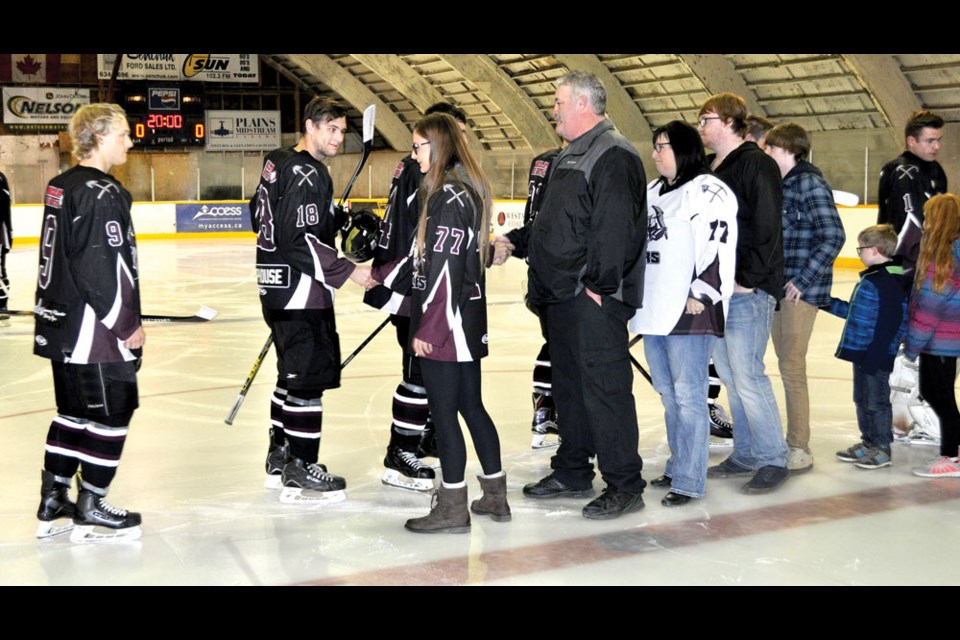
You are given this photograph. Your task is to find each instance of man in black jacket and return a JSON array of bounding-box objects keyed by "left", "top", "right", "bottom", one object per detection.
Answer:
[
  {"left": 521, "top": 71, "right": 648, "bottom": 520},
  {"left": 698, "top": 92, "right": 790, "bottom": 494}
]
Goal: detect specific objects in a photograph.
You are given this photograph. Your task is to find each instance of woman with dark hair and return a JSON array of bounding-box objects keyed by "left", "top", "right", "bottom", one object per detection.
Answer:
[
  {"left": 903, "top": 194, "right": 960, "bottom": 478},
  {"left": 373, "top": 113, "right": 508, "bottom": 532},
  {"left": 629, "top": 120, "right": 738, "bottom": 506}
]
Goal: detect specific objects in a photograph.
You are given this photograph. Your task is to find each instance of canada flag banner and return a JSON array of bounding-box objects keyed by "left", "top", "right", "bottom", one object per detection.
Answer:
[{"left": 0, "top": 54, "right": 61, "bottom": 83}]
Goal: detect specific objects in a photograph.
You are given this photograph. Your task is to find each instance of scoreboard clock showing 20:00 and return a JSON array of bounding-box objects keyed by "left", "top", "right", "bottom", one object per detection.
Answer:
[{"left": 124, "top": 85, "right": 205, "bottom": 148}]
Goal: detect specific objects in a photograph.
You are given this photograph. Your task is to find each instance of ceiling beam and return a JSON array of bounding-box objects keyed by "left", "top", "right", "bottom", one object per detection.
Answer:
[
  {"left": 553, "top": 53, "right": 651, "bottom": 144},
  {"left": 440, "top": 54, "right": 558, "bottom": 150},
  {"left": 285, "top": 54, "right": 410, "bottom": 151},
  {"left": 350, "top": 54, "right": 481, "bottom": 148},
  {"left": 843, "top": 54, "right": 920, "bottom": 146},
  {"left": 678, "top": 54, "right": 764, "bottom": 115}
]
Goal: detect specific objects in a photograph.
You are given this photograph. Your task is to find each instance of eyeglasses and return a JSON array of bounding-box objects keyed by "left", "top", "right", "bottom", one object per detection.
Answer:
[
  {"left": 653, "top": 142, "right": 672, "bottom": 153},
  {"left": 412, "top": 141, "right": 431, "bottom": 152},
  {"left": 698, "top": 116, "right": 721, "bottom": 128},
  {"left": 856, "top": 246, "right": 873, "bottom": 255}
]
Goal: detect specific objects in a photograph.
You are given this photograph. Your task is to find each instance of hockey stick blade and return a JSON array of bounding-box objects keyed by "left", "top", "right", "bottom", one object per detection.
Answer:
[
  {"left": 142, "top": 305, "right": 219, "bottom": 323},
  {"left": 833, "top": 190, "right": 860, "bottom": 207},
  {"left": 341, "top": 316, "right": 390, "bottom": 370},
  {"left": 9, "top": 306, "right": 219, "bottom": 323},
  {"left": 225, "top": 333, "right": 274, "bottom": 425},
  {"left": 337, "top": 104, "right": 376, "bottom": 208}
]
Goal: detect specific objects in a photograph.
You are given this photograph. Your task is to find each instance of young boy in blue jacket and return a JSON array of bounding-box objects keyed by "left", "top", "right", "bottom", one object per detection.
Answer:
[{"left": 825, "top": 224, "right": 909, "bottom": 468}]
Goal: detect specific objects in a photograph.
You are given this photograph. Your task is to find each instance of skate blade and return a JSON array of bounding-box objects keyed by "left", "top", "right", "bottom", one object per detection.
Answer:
[
  {"left": 69, "top": 524, "right": 142, "bottom": 544},
  {"left": 279, "top": 487, "right": 346, "bottom": 504},
  {"left": 264, "top": 474, "right": 282, "bottom": 490},
  {"left": 531, "top": 432, "right": 560, "bottom": 449},
  {"left": 36, "top": 518, "right": 75, "bottom": 539},
  {"left": 381, "top": 469, "right": 435, "bottom": 492}
]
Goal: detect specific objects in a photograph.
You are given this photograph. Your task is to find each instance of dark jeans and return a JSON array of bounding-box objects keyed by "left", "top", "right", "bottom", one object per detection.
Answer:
[
  {"left": 853, "top": 364, "right": 893, "bottom": 451},
  {"left": 545, "top": 292, "right": 645, "bottom": 492},
  {"left": 919, "top": 354, "right": 960, "bottom": 457}
]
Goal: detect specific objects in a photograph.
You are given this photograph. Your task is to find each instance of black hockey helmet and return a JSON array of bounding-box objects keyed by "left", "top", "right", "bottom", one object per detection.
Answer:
[{"left": 341, "top": 209, "right": 381, "bottom": 263}]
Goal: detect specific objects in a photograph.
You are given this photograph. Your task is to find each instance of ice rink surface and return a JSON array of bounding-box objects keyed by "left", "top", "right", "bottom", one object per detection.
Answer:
[{"left": 3, "top": 237, "right": 960, "bottom": 586}]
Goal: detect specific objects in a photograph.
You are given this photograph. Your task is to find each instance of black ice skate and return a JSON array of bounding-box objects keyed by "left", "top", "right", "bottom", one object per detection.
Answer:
[
  {"left": 708, "top": 402, "right": 734, "bottom": 448},
  {"left": 416, "top": 422, "right": 441, "bottom": 468},
  {"left": 36, "top": 470, "right": 76, "bottom": 539},
  {"left": 264, "top": 434, "right": 289, "bottom": 490},
  {"left": 70, "top": 489, "right": 142, "bottom": 543},
  {"left": 531, "top": 392, "right": 560, "bottom": 449},
  {"left": 382, "top": 445, "right": 436, "bottom": 492},
  {"left": 280, "top": 457, "right": 347, "bottom": 504}
]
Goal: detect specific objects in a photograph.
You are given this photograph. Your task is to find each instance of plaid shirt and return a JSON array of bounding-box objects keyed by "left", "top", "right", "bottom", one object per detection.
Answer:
[{"left": 781, "top": 161, "right": 846, "bottom": 307}]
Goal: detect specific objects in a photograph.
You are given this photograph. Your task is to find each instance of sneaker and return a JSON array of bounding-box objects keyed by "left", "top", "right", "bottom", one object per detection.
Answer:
[
  {"left": 836, "top": 442, "right": 872, "bottom": 463},
  {"left": 912, "top": 456, "right": 960, "bottom": 478},
  {"left": 581, "top": 486, "right": 645, "bottom": 520},
  {"left": 707, "top": 456, "right": 753, "bottom": 479},
  {"left": 522, "top": 474, "right": 594, "bottom": 499},
  {"left": 855, "top": 448, "right": 892, "bottom": 469},
  {"left": 787, "top": 447, "right": 814, "bottom": 474},
  {"left": 708, "top": 402, "right": 733, "bottom": 439},
  {"left": 741, "top": 465, "right": 789, "bottom": 494}
]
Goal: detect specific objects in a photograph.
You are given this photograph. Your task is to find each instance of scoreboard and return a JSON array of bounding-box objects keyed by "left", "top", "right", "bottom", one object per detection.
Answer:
[{"left": 123, "top": 85, "right": 205, "bottom": 148}]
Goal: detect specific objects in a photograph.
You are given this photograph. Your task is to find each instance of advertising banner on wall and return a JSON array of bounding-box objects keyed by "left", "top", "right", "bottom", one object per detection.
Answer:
[
  {"left": 176, "top": 203, "right": 252, "bottom": 232},
  {"left": 206, "top": 110, "right": 281, "bottom": 151},
  {"left": 2, "top": 87, "right": 90, "bottom": 131},
  {"left": 97, "top": 54, "right": 259, "bottom": 83},
  {"left": 491, "top": 200, "right": 525, "bottom": 236}
]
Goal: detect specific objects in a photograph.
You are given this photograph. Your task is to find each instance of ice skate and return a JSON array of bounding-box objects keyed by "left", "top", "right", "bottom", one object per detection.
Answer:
[
  {"left": 530, "top": 392, "right": 560, "bottom": 449},
  {"left": 36, "top": 470, "right": 75, "bottom": 539},
  {"left": 416, "top": 422, "right": 441, "bottom": 469},
  {"left": 70, "top": 489, "right": 142, "bottom": 543},
  {"left": 279, "top": 457, "right": 346, "bottom": 504},
  {"left": 382, "top": 445, "right": 435, "bottom": 492},
  {"left": 264, "top": 435, "right": 289, "bottom": 490},
  {"left": 708, "top": 402, "right": 734, "bottom": 448}
]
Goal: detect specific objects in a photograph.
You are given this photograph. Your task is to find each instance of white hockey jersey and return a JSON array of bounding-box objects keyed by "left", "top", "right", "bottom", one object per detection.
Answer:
[{"left": 629, "top": 173, "right": 738, "bottom": 336}]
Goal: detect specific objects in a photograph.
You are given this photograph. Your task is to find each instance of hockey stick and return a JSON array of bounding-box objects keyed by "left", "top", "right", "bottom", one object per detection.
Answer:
[
  {"left": 341, "top": 316, "right": 390, "bottom": 369},
  {"left": 223, "top": 316, "right": 391, "bottom": 426},
  {"left": 626, "top": 334, "right": 653, "bottom": 385},
  {"left": 142, "top": 305, "right": 219, "bottom": 323},
  {"left": 7, "top": 305, "right": 219, "bottom": 323},
  {"left": 225, "top": 333, "right": 273, "bottom": 426},
  {"left": 337, "top": 104, "right": 377, "bottom": 209},
  {"left": 226, "top": 106, "right": 379, "bottom": 425}
]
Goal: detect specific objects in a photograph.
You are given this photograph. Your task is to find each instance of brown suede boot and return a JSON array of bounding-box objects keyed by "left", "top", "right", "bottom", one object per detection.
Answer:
[
  {"left": 404, "top": 485, "right": 471, "bottom": 534},
  {"left": 470, "top": 473, "right": 511, "bottom": 522}
]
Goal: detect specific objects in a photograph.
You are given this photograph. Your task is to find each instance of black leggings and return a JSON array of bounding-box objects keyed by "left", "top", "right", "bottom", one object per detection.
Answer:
[
  {"left": 919, "top": 354, "right": 960, "bottom": 457},
  {"left": 420, "top": 359, "right": 501, "bottom": 485}
]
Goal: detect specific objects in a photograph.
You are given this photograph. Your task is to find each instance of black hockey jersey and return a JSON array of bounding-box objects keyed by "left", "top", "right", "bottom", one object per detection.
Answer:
[
  {"left": 877, "top": 151, "right": 948, "bottom": 272},
  {"left": 34, "top": 165, "right": 141, "bottom": 364},
  {"left": 373, "top": 172, "right": 489, "bottom": 362},
  {"left": 363, "top": 155, "right": 422, "bottom": 315},
  {"left": 506, "top": 147, "right": 561, "bottom": 259},
  {"left": 251, "top": 146, "right": 355, "bottom": 310}
]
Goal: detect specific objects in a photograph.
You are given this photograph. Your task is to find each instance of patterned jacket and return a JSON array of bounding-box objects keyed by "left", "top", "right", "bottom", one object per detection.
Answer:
[
  {"left": 826, "top": 258, "right": 908, "bottom": 373},
  {"left": 781, "top": 161, "right": 846, "bottom": 307},
  {"left": 903, "top": 240, "right": 960, "bottom": 359}
]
